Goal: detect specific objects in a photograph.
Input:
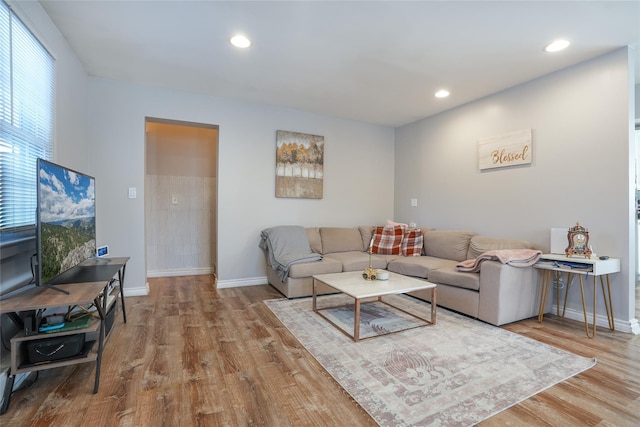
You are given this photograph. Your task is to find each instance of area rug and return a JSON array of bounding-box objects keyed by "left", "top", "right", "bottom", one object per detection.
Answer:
[
  {"left": 264, "top": 294, "right": 596, "bottom": 427},
  {"left": 316, "top": 297, "right": 431, "bottom": 339}
]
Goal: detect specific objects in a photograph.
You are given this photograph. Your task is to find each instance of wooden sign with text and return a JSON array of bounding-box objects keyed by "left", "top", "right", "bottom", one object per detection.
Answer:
[{"left": 478, "top": 128, "right": 532, "bottom": 170}]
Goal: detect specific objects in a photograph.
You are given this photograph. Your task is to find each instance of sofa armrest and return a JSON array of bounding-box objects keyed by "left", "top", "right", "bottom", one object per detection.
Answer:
[{"left": 477, "top": 261, "right": 543, "bottom": 326}]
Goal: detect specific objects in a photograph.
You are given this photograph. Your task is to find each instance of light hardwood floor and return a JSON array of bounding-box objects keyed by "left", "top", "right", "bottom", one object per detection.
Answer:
[{"left": 2, "top": 275, "right": 639, "bottom": 426}]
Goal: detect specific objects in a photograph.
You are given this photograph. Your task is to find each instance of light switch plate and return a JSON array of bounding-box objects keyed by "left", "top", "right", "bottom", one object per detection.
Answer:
[{"left": 128, "top": 187, "right": 136, "bottom": 199}]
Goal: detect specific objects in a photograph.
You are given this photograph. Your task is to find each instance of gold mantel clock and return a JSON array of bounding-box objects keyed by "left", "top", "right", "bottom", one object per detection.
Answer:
[{"left": 565, "top": 222, "right": 592, "bottom": 258}]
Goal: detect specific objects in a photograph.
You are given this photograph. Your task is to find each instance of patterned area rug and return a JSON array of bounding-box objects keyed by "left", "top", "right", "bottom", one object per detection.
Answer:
[
  {"left": 316, "top": 297, "right": 431, "bottom": 339},
  {"left": 265, "top": 294, "right": 596, "bottom": 427}
]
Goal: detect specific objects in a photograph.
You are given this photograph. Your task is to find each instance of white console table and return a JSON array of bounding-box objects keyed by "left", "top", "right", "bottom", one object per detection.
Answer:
[{"left": 534, "top": 254, "right": 620, "bottom": 338}]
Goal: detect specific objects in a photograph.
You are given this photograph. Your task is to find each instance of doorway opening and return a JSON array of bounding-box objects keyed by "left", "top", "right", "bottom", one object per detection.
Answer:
[{"left": 144, "top": 118, "right": 218, "bottom": 280}]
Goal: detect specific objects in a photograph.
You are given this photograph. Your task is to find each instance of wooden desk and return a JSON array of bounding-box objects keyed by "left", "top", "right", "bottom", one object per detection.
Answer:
[
  {"left": 0, "top": 257, "right": 129, "bottom": 414},
  {"left": 534, "top": 254, "right": 620, "bottom": 338}
]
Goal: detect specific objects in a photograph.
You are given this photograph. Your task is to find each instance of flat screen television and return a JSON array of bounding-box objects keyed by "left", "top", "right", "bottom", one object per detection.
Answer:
[{"left": 36, "top": 159, "right": 96, "bottom": 286}]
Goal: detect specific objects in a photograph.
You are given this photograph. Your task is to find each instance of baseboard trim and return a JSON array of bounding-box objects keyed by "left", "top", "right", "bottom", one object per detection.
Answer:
[
  {"left": 552, "top": 304, "right": 638, "bottom": 334},
  {"left": 217, "top": 277, "right": 268, "bottom": 289},
  {"left": 123, "top": 286, "right": 149, "bottom": 297},
  {"left": 145, "top": 271, "right": 267, "bottom": 289}
]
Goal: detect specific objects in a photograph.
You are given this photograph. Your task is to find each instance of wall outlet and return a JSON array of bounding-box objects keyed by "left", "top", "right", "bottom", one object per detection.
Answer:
[
  {"left": 171, "top": 196, "right": 178, "bottom": 205},
  {"left": 410, "top": 198, "right": 418, "bottom": 207}
]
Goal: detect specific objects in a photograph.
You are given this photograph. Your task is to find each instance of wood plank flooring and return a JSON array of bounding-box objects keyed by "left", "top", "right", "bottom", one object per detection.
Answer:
[{"left": 2, "top": 275, "right": 639, "bottom": 426}]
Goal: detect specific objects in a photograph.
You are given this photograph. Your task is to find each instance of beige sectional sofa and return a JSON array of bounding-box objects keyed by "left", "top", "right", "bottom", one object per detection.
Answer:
[{"left": 262, "top": 226, "right": 544, "bottom": 326}]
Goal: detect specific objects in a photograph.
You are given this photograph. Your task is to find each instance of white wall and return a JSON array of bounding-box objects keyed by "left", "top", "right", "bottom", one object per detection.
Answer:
[
  {"left": 395, "top": 48, "right": 637, "bottom": 331},
  {"left": 87, "top": 78, "right": 395, "bottom": 294}
]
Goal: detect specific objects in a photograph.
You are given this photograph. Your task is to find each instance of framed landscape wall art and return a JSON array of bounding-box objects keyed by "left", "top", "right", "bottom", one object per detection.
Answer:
[{"left": 275, "top": 130, "right": 324, "bottom": 199}]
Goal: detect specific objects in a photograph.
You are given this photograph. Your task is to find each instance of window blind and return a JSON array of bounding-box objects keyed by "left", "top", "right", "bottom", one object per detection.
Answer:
[{"left": 0, "top": 0, "right": 54, "bottom": 232}]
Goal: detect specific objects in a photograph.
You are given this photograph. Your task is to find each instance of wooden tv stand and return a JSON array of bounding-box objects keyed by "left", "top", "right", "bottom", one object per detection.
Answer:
[{"left": 0, "top": 257, "right": 129, "bottom": 414}]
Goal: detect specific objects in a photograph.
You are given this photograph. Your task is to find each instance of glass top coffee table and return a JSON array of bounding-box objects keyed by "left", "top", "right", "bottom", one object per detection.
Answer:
[{"left": 312, "top": 271, "right": 437, "bottom": 342}]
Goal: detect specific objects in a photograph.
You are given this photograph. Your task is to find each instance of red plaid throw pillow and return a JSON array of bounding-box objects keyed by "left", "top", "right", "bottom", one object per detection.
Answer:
[
  {"left": 402, "top": 228, "right": 424, "bottom": 256},
  {"left": 371, "top": 225, "right": 405, "bottom": 255}
]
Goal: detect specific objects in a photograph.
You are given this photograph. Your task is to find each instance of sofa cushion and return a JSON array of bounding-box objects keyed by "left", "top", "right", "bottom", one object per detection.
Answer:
[
  {"left": 401, "top": 228, "right": 424, "bottom": 256},
  {"left": 306, "top": 227, "right": 323, "bottom": 254},
  {"left": 320, "top": 227, "right": 365, "bottom": 254},
  {"left": 325, "top": 251, "right": 388, "bottom": 271},
  {"left": 427, "top": 265, "right": 480, "bottom": 291},
  {"left": 371, "top": 225, "right": 405, "bottom": 255},
  {"left": 423, "top": 230, "right": 476, "bottom": 262},
  {"left": 387, "top": 256, "right": 456, "bottom": 279},
  {"left": 374, "top": 254, "right": 403, "bottom": 265},
  {"left": 358, "top": 225, "right": 374, "bottom": 250},
  {"left": 420, "top": 227, "right": 434, "bottom": 255},
  {"left": 467, "top": 236, "right": 535, "bottom": 260},
  {"left": 288, "top": 257, "right": 342, "bottom": 278}
]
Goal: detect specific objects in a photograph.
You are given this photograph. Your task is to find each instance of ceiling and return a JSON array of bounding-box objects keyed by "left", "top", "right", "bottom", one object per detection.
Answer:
[{"left": 37, "top": 0, "right": 640, "bottom": 127}]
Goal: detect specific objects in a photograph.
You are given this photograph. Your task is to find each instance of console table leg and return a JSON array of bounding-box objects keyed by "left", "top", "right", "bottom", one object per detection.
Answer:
[
  {"left": 93, "top": 297, "right": 106, "bottom": 393},
  {"left": 0, "top": 373, "right": 14, "bottom": 415},
  {"left": 601, "top": 274, "right": 615, "bottom": 331},
  {"left": 537, "top": 270, "right": 550, "bottom": 322},
  {"left": 561, "top": 273, "right": 572, "bottom": 317},
  {"left": 591, "top": 274, "right": 598, "bottom": 337},
  {"left": 118, "top": 266, "right": 127, "bottom": 323},
  {"left": 578, "top": 276, "right": 596, "bottom": 338}
]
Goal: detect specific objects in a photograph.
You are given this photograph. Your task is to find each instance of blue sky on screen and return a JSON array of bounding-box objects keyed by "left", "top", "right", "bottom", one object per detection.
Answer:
[{"left": 39, "top": 161, "right": 95, "bottom": 223}]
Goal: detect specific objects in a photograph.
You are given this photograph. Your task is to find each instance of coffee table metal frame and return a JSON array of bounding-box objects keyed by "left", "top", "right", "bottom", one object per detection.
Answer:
[{"left": 312, "top": 271, "right": 437, "bottom": 342}]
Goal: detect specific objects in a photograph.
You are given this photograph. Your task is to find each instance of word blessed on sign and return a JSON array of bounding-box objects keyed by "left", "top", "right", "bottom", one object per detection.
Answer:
[{"left": 478, "top": 128, "right": 532, "bottom": 171}]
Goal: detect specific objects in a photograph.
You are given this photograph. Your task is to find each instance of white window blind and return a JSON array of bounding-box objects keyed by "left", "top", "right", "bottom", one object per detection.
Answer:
[{"left": 0, "top": 0, "right": 54, "bottom": 232}]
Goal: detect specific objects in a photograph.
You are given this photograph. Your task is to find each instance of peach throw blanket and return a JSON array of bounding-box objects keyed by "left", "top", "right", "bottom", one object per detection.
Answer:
[{"left": 456, "top": 249, "right": 542, "bottom": 273}]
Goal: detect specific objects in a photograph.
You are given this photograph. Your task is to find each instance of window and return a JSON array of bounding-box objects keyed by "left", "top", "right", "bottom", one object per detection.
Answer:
[{"left": 0, "top": 0, "right": 54, "bottom": 232}]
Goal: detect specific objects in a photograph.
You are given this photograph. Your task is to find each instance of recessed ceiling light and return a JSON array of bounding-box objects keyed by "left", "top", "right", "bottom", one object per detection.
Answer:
[
  {"left": 544, "top": 39, "right": 570, "bottom": 53},
  {"left": 230, "top": 34, "right": 251, "bottom": 48},
  {"left": 435, "top": 89, "right": 450, "bottom": 98}
]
